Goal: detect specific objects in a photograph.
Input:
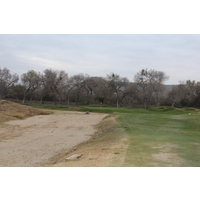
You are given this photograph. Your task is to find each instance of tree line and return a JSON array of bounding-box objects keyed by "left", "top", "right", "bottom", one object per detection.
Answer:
[{"left": 0, "top": 67, "right": 200, "bottom": 109}]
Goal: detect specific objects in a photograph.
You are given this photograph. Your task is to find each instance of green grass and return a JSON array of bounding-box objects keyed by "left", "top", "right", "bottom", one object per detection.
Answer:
[
  {"left": 30, "top": 102, "right": 200, "bottom": 166},
  {"left": 80, "top": 106, "right": 150, "bottom": 114},
  {"left": 117, "top": 109, "right": 200, "bottom": 166},
  {"left": 81, "top": 105, "right": 200, "bottom": 166}
]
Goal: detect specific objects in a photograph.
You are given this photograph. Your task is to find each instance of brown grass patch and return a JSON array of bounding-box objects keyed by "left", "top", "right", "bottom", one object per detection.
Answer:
[
  {"left": 0, "top": 100, "right": 52, "bottom": 124},
  {"left": 151, "top": 143, "right": 186, "bottom": 166}
]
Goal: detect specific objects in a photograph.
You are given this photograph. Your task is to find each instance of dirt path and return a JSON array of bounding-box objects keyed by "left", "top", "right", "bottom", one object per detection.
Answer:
[{"left": 0, "top": 111, "right": 107, "bottom": 166}]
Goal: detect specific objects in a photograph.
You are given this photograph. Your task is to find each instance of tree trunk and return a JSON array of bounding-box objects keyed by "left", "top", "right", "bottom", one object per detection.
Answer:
[
  {"left": 30, "top": 95, "right": 32, "bottom": 105},
  {"left": 76, "top": 92, "right": 80, "bottom": 106},
  {"left": 22, "top": 94, "right": 26, "bottom": 104},
  {"left": 0, "top": 99, "right": 2, "bottom": 110},
  {"left": 59, "top": 96, "right": 62, "bottom": 105},
  {"left": 155, "top": 92, "right": 161, "bottom": 107},
  {"left": 40, "top": 96, "right": 43, "bottom": 104},
  {"left": 143, "top": 96, "right": 147, "bottom": 109},
  {"left": 116, "top": 92, "right": 119, "bottom": 108},
  {"left": 87, "top": 91, "right": 92, "bottom": 105},
  {"left": 67, "top": 94, "right": 70, "bottom": 106},
  {"left": 54, "top": 97, "right": 57, "bottom": 106}
]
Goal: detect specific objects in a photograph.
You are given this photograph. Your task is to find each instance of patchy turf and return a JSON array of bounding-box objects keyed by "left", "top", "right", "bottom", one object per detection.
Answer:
[{"left": 117, "top": 108, "right": 200, "bottom": 166}]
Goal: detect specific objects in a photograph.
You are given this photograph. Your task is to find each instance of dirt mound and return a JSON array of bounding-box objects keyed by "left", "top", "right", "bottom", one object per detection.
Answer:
[{"left": 0, "top": 100, "right": 51, "bottom": 123}]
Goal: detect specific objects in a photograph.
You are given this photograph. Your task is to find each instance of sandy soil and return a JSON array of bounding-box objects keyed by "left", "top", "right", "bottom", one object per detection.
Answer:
[{"left": 0, "top": 111, "right": 107, "bottom": 167}]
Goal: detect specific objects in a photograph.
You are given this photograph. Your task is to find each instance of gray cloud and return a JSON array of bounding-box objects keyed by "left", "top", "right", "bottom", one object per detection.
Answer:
[{"left": 0, "top": 34, "right": 200, "bottom": 84}]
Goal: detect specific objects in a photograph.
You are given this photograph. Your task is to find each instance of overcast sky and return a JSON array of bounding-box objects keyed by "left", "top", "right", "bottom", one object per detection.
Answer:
[
  {"left": 1, "top": 34, "right": 200, "bottom": 85},
  {"left": 1, "top": 1, "right": 200, "bottom": 197}
]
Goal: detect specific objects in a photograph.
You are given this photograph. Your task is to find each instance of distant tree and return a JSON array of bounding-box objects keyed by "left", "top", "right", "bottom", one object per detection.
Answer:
[
  {"left": 179, "top": 80, "right": 197, "bottom": 107},
  {"left": 92, "top": 77, "right": 108, "bottom": 105},
  {"left": 122, "top": 82, "right": 140, "bottom": 107},
  {"left": 84, "top": 77, "right": 98, "bottom": 105},
  {"left": 134, "top": 69, "right": 151, "bottom": 109},
  {"left": 168, "top": 85, "right": 182, "bottom": 107},
  {"left": 185, "top": 80, "right": 197, "bottom": 106},
  {"left": 152, "top": 83, "right": 168, "bottom": 106},
  {"left": 21, "top": 70, "right": 41, "bottom": 104},
  {"left": 34, "top": 73, "right": 46, "bottom": 103},
  {"left": 7, "top": 84, "right": 25, "bottom": 100},
  {"left": 168, "top": 80, "right": 196, "bottom": 107},
  {"left": 0, "top": 67, "right": 19, "bottom": 109},
  {"left": 70, "top": 74, "right": 89, "bottom": 105},
  {"left": 134, "top": 69, "right": 169, "bottom": 108},
  {"left": 107, "top": 73, "right": 129, "bottom": 107},
  {"left": 43, "top": 69, "right": 68, "bottom": 105},
  {"left": 64, "top": 76, "right": 76, "bottom": 105}
]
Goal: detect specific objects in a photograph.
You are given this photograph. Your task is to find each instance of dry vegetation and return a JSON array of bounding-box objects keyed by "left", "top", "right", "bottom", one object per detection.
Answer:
[
  {"left": 0, "top": 100, "right": 53, "bottom": 145},
  {"left": 0, "top": 100, "right": 52, "bottom": 123}
]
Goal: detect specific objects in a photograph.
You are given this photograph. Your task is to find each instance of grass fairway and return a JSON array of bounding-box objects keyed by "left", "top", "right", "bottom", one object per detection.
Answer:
[
  {"left": 82, "top": 106, "right": 200, "bottom": 166},
  {"left": 117, "top": 108, "right": 200, "bottom": 166}
]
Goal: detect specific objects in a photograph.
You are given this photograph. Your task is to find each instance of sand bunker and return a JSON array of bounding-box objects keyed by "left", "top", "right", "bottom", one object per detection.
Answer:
[{"left": 0, "top": 111, "right": 107, "bottom": 166}]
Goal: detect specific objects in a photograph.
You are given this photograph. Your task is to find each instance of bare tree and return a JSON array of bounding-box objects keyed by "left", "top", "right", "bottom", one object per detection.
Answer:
[
  {"left": 64, "top": 76, "right": 76, "bottom": 105},
  {"left": 175, "top": 80, "right": 196, "bottom": 107},
  {"left": 168, "top": 80, "right": 200, "bottom": 107},
  {"left": 134, "top": 69, "right": 169, "bottom": 108},
  {"left": 35, "top": 73, "right": 46, "bottom": 104},
  {"left": 92, "top": 77, "right": 108, "bottom": 105},
  {"left": 107, "top": 73, "right": 129, "bottom": 107},
  {"left": 43, "top": 69, "right": 68, "bottom": 105},
  {"left": 146, "top": 69, "right": 169, "bottom": 106},
  {"left": 70, "top": 74, "right": 89, "bottom": 105},
  {"left": 21, "top": 70, "right": 41, "bottom": 104},
  {"left": 84, "top": 77, "right": 98, "bottom": 105},
  {"left": 168, "top": 85, "right": 182, "bottom": 107},
  {"left": 122, "top": 82, "right": 140, "bottom": 107},
  {"left": 0, "top": 67, "right": 19, "bottom": 109},
  {"left": 134, "top": 69, "right": 152, "bottom": 109}
]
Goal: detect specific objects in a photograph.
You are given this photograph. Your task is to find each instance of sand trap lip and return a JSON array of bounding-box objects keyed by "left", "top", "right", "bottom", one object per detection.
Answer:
[{"left": 0, "top": 111, "right": 107, "bottom": 167}]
